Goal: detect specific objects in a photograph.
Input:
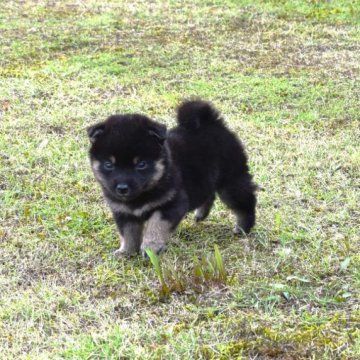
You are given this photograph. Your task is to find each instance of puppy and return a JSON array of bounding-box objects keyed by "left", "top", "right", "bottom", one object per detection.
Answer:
[{"left": 87, "top": 100, "right": 257, "bottom": 257}]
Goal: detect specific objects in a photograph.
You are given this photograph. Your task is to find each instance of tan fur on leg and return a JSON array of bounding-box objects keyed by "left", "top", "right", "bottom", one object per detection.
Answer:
[{"left": 141, "top": 211, "right": 172, "bottom": 256}]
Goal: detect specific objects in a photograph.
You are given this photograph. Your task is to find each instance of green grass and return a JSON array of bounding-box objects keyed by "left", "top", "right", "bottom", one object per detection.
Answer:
[{"left": 0, "top": 0, "right": 359, "bottom": 358}]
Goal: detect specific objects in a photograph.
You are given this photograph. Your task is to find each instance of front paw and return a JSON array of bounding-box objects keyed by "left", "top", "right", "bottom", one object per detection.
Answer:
[
  {"left": 140, "top": 242, "right": 167, "bottom": 258},
  {"left": 233, "top": 225, "right": 248, "bottom": 236},
  {"left": 113, "top": 248, "right": 137, "bottom": 259},
  {"left": 194, "top": 212, "right": 205, "bottom": 223}
]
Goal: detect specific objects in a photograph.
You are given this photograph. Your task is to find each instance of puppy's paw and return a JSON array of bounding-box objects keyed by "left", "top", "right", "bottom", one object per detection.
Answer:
[
  {"left": 113, "top": 248, "right": 137, "bottom": 259},
  {"left": 233, "top": 225, "right": 246, "bottom": 236},
  {"left": 141, "top": 243, "right": 167, "bottom": 258},
  {"left": 194, "top": 208, "right": 210, "bottom": 223},
  {"left": 194, "top": 212, "right": 205, "bottom": 223}
]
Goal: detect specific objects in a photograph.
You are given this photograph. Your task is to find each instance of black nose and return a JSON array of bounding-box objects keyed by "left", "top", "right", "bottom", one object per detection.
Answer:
[{"left": 116, "top": 183, "right": 129, "bottom": 195}]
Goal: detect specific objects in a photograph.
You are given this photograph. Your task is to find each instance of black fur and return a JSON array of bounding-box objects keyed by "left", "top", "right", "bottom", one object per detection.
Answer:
[{"left": 87, "top": 100, "right": 257, "bottom": 256}]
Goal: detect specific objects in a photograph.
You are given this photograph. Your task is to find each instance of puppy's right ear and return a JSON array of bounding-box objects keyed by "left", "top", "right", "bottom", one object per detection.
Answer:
[{"left": 87, "top": 122, "right": 105, "bottom": 143}]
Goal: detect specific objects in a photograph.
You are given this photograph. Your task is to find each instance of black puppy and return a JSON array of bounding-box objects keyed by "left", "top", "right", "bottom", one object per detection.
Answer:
[{"left": 87, "top": 100, "right": 257, "bottom": 257}]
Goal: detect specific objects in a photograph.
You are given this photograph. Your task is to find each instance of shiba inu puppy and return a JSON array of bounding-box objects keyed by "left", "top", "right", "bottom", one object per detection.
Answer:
[{"left": 87, "top": 100, "right": 257, "bottom": 257}]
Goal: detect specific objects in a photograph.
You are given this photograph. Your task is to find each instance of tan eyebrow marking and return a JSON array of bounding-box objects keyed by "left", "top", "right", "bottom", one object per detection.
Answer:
[{"left": 133, "top": 156, "right": 139, "bottom": 165}]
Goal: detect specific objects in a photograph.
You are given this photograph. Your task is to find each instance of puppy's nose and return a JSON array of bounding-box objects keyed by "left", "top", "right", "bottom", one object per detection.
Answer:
[{"left": 116, "top": 183, "right": 129, "bottom": 195}]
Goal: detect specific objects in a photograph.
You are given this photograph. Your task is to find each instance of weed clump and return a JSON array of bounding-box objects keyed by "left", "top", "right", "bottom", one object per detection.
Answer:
[{"left": 146, "top": 245, "right": 232, "bottom": 299}]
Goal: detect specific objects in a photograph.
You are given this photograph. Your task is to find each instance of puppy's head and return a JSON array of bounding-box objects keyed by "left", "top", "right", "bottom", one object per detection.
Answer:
[{"left": 87, "top": 114, "right": 167, "bottom": 202}]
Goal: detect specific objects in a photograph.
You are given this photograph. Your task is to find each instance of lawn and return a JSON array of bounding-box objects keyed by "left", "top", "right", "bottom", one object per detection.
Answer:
[{"left": 0, "top": 0, "right": 359, "bottom": 358}]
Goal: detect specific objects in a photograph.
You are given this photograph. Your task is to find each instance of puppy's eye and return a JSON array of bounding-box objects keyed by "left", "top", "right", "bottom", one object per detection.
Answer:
[
  {"left": 103, "top": 161, "right": 114, "bottom": 171},
  {"left": 136, "top": 160, "right": 147, "bottom": 170}
]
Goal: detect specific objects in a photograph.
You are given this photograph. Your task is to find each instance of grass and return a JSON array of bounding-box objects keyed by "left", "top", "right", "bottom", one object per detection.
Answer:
[{"left": 0, "top": 0, "right": 359, "bottom": 358}]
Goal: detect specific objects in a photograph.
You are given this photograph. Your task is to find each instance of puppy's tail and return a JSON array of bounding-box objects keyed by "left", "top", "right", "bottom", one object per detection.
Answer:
[{"left": 176, "top": 100, "right": 223, "bottom": 130}]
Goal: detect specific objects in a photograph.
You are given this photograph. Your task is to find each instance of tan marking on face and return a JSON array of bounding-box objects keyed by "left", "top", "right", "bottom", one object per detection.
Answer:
[
  {"left": 149, "top": 159, "right": 165, "bottom": 185},
  {"left": 92, "top": 159, "right": 101, "bottom": 171},
  {"left": 91, "top": 159, "right": 106, "bottom": 183},
  {"left": 155, "top": 159, "right": 165, "bottom": 173},
  {"left": 109, "top": 156, "right": 116, "bottom": 164},
  {"left": 133, "top": 156, "right": 139, "bottom": 165}
]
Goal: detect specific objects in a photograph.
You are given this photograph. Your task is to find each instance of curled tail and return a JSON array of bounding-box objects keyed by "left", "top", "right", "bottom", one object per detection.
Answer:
[{"left": 177, "top": 100, "right": 223, "bottom": 130}]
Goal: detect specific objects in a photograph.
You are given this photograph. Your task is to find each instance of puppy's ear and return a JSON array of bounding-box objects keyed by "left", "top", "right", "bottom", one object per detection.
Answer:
[
  {"left": 148, "top": 123, "right": 167, "bottom": 145},
  {"left": 87, "top": 122, "right": 105, "bottom": 143}
]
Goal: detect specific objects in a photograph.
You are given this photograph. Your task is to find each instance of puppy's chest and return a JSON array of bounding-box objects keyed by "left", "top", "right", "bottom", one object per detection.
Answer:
[{"left": 104, "top": 189, "right": 176, "bottom": 218}]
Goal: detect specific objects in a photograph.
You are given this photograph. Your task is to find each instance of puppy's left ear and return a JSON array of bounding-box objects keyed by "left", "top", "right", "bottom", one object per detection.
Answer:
[
  {"left": 87, "top": 122, "right": 105, "bottom": 143},
  {"left": 148, "top": 123, "right": 167, "bottom": 145}
]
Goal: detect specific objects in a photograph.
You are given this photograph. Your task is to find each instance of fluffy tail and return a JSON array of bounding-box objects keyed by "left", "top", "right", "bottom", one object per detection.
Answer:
[{"left": 176, "top": 100, "right": 223, "bottom": 130}]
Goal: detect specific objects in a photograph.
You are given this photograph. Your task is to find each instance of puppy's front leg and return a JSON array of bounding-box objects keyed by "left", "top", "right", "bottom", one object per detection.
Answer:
[
  {"left": 141, "top": 211, "right": 172, "bottom": 256},
  {"left": 113, "top": 214, "right": 144, "bottom": 258}
]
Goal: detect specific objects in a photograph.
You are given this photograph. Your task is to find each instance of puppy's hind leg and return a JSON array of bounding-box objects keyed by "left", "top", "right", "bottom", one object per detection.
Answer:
[
  {"left": 194, "top": 194, "right": 215, "bottom": 222},
  {"left": 218, "top": 176, "right": 257, "bottom": 234}
]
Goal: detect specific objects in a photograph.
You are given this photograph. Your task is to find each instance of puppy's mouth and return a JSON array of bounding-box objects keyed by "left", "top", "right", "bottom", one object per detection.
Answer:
[
  {"left": 112, "top": 188, "right": 141, "bottom": 202},
  {"left": 114, "top": 193, "right": 137, "bottom": 202}
]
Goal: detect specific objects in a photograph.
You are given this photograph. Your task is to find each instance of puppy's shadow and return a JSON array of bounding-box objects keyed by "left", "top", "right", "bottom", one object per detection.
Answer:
[{"left": 173, "top": 217, "right": 246, "bottom": 246}]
